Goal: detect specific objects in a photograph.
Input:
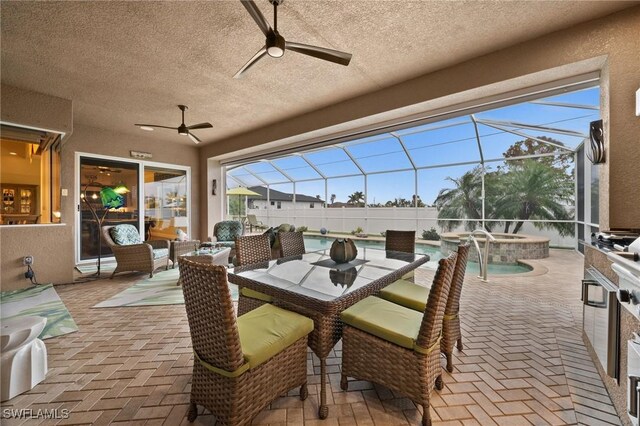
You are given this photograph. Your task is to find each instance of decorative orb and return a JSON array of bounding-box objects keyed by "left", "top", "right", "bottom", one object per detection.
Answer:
[
  {"left": 320, "top": 227, "right": 328, "bottom": 235},
  {"left": 330, "top": 238, "right": 358, "bottom": 264}
]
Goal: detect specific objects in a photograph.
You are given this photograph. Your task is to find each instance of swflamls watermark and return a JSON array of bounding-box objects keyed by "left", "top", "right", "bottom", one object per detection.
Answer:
[{"left": 1, "top": 408, "right": 70, "bottom": 419}]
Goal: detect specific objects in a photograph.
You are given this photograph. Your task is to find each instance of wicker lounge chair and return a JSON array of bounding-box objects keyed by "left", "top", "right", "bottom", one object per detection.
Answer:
[
  {"left": 246, "top": 214, "right": 267, "bottom": 233},
  {"left": 379, "top": 244, "right": 470, "bottom": 372},
  {"left": 236, "top": 234, "right": 274, "bottom": 315},
  {"left": 211, "top": 220, "right": 244, "bottom": 261},
  {"left": 102, "top": 224, "right": 169, "bottom": 278},
  {"left": 179, "top": 258, "right": 313, "bottom": 425},
  {"left": 277, "top": 231, "right": 306, "bottom": 258},
  {"left": 340, "top": 252, "right": 458, "bottom": 426}
]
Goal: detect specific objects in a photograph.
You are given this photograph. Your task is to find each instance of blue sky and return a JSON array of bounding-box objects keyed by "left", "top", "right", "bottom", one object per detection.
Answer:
[{"left": 228, "top": 86, "right": 600, "bottom": 205}]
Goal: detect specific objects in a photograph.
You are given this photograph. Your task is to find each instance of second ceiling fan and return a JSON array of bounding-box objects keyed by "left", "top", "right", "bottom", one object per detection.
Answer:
[
  {"left": 135, "top": 105, "right": 212, "bottom": 144},
  {"left": 235, "top": 0, "right": 352, "bottom": 78}
]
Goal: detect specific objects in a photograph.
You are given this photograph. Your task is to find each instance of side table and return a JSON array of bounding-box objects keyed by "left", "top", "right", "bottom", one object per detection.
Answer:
[
  {"left": 169, "top": 240, "right": 201, "bottom": 269},
  {"left": 176, "top": 247, "right": 232, "bottom": 285}
]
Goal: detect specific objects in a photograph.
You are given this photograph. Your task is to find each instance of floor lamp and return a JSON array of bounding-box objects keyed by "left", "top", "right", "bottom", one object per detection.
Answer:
[{"left": 81, "top": 179, "right": 125, "bottom": 277}]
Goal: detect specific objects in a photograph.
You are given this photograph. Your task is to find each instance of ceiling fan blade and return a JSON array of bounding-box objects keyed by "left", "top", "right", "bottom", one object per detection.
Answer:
[
  {"left": 240, "top": 0, "right": 272, "bottom": 37},
  {"left": 134, "top": 124, "right": 178, "bottom": 130},
  {"left": 187, "top": 132, "right": 202, "bottom": 144},
  {"left": 187, "top": 122, "right": 213, "bottom": 130},
  {"left": 234, "top": 46, "right": 268, "bottom": 79},
  {"left": 285, "top": 41, "right": 352, "bottom": 66}
]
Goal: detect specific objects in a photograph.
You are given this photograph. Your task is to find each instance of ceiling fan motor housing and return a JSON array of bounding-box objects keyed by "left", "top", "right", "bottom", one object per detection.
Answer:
[{"left": 267, "top": 32, "right": 285, "bottom": 57}]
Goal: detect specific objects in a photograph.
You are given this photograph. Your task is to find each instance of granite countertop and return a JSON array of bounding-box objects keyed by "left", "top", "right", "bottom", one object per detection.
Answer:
[{"left": 579, "top": 239, "right": 614, "bottom": 254}]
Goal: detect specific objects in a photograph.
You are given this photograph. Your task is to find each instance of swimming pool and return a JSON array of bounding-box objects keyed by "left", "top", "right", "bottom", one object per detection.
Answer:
[{"left": 303, "top": 236, "right": 533, "bottom": 275}]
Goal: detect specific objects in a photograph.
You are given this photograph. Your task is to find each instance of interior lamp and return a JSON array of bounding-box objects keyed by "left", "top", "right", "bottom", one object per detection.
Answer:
[
  {"left": 81, "top": 179, "right": 126, "bottom": 277},
  {"left": 113, "top": 182, "right": 130, "bottom": 194}
]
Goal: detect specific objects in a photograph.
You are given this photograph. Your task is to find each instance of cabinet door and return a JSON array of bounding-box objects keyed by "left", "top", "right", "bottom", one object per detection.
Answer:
[
  {"left": 2, "top": 186, "right": 17, "bottom": 213},
  {"left": 20, "top": 188, "right": 33, "bottom": 214}
]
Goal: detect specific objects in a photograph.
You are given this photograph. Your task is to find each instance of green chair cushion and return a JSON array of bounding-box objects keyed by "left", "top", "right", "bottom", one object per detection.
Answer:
[
  {"left": 152, "top": 248, "right": 169, "bottom": 259},
  {"left": 241, "top": 287, "right": 274, "bottom": 302},
  {"left": 379, "top": 279, "right": 429, "bottom": 312},
  {"left": 238, "top": 304, "right": 313, "bottom": 369},
  {"left": 341, "top": 296, "right": 422, "bottom": 350},
  {"left": 110, "top": 224, "right": 142, "bottom": 246}
]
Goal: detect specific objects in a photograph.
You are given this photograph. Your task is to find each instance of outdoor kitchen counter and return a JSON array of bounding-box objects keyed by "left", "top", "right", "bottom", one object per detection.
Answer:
[{"left": 581, "top": 241, "right": 637, "bottom": 426}]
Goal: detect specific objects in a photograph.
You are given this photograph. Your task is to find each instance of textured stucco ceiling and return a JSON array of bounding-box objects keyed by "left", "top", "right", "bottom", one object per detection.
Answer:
[{"left": 0, "top": 0, "right": 634, "bottom": 147}]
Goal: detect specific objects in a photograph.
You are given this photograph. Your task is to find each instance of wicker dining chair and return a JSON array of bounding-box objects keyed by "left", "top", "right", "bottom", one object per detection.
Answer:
[
  {"left": 379, "top": 244, "right": 470, "bottom": 372},
  {"left": 385, "top": 230, "right": 416, "bottom": 281},
  {"left": 102, "top": 225, "right": 169, "bottom": 278},
  {"left": 340, "top": 252, "right": 458, "bottom": 426},
  {"left": 385, "top": 230, "right": 416, "bottom": 253},
  {"left": 179, "top": 258, "right": 313, "bottom": 425},
  {"left": 235, "top": 234, "right": 274, "bottom": 316},
  {"left": 278, "top": 231, "right": 306, "bottom": 258}
]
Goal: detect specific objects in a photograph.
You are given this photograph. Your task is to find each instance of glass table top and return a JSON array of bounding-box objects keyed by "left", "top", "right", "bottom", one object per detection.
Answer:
[
  {"left": 229, "top": 248, "right": 428, "bottom": 302},
  {"left": 181, "top": 247, "right": 230, "bottom": 256}
]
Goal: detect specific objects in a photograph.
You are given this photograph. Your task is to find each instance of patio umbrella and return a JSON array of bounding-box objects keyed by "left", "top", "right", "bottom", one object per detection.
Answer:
[{"left": 226, "top": 187, "right": 260, "bottom": 220}]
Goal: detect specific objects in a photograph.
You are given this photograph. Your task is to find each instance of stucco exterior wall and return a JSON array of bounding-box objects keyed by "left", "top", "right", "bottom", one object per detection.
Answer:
[
  {"left": 1, "top": 92, "right": 201, "bottom": 289},
  {"left": 1, "top": 86, "right": 74, "bottom": 289},
  {"left": 202, "top": 7, "right": 640, "bottom": 233}
]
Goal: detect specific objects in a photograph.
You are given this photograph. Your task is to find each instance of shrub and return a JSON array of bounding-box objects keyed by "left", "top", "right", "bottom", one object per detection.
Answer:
[
  {"left": 297, "top": 226, "right": 308, "bottom": 233},
  {"left": 380, "top": 231, "right": 386, "bottom": 237},
  {"left": 351, "top": 226, "right": 364, "bottom": 235},
  {"left": 422, "top": 227, "right": 440, "bottom": 241}
]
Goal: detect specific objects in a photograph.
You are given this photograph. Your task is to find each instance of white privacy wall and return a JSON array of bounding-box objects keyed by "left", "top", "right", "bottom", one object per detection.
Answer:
[{"left": 248, "top": 206, "right": 575, "bottom": 247}]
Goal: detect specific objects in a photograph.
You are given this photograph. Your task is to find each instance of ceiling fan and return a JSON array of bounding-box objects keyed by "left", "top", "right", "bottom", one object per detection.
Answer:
[
  {"left": 235, "top": 0, "right": 352, "bottom": 78},
  {"left": 135, "top": 105, "right": 212, "bottom": 144}
]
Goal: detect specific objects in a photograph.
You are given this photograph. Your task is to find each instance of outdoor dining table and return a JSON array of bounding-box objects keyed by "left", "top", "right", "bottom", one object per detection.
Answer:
[{"left": 228, "top": 247, "right": 429, "bottom": 419}]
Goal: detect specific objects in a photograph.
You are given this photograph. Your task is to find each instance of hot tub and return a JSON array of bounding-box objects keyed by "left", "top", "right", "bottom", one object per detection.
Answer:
[{"left": 440, "top": 232, "right": 549, "bottom": 264}]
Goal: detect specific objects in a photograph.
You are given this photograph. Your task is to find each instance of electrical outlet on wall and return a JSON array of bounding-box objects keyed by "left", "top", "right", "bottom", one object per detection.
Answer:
[{"left": 23, "top": 255, "right": 33, "bottom": 265}]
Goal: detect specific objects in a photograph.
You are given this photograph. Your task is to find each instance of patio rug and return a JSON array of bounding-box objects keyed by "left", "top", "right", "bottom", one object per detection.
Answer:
[
  {"left": 93, "top": 268, "right": 239, "bottom": 308},
  {"left": 0, "top": 284, "right": 79, "bottom": 339},
  {"left": 75, "top": 262, "right": 116, "bottom": 274}
]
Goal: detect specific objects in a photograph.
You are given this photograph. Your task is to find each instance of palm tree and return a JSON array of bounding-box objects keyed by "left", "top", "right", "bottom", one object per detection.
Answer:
[
  {"left": 492, "top": 159, "right": 574, "bottom": 235},
  {"left": 348, "top": 191, "right": 364, "bottom": 206},
  {"left": 434, "top": 166, "right": 492, "bottom": 232}
]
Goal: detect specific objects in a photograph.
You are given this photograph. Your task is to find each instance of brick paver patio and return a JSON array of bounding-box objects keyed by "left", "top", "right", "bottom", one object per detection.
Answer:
[{"left": 0, "top": 249, "right": 621, "bottom": 425}]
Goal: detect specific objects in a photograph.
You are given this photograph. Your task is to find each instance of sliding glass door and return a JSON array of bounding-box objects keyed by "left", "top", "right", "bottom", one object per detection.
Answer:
[
  {"left": 79, "top": 157, "right": 139, "bottom": 261},
  {"left": 144, "top": 166, "right": 189, "bottom": 240},
  {"left": 76, "top": 154, "right": 190, "bottom": 264}
]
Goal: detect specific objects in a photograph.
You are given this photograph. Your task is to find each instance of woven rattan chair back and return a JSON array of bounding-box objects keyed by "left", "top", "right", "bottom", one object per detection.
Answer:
[
  {"left": 179, "top": 258, "right": 245, "bottom": 373},
  {"left": 235, "top": 234, "right": 272, "bottom": 266},
  {"left": 440, "top": 244, "right": 470, "bottom": 372},
  {"left": 416, "top": 251, "right": 458, "bottom": 350},
  {"left": 102, "top": 226, "right": 118, "bottom": 248},
  {"left": 384, "top": 230, "right": 416, "bottom": 253},
  {"left": 278, "top": 231, "right": 306, "bottom": 258},
  {"left": 446, "top": 244, "right": 470, "bottom": 316}
]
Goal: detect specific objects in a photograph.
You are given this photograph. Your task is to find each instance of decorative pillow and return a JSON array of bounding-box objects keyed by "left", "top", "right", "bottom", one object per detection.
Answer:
[
  {"left": 215, "top": 221, "right": 243, "bottom": 242},
  {"left": 110, "top": 224, "right": 142, "bottom": 246},
  {"left": 176, "top": 229, "right": 189, "bottom": 241},
  {"left": 263, "top": 227, "right": 276, "bottom": 247}
]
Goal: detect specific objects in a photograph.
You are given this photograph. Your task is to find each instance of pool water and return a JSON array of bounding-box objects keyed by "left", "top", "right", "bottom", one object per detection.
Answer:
[{"left": 303, "top": 236, "right": 533, "bottom": 275}]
